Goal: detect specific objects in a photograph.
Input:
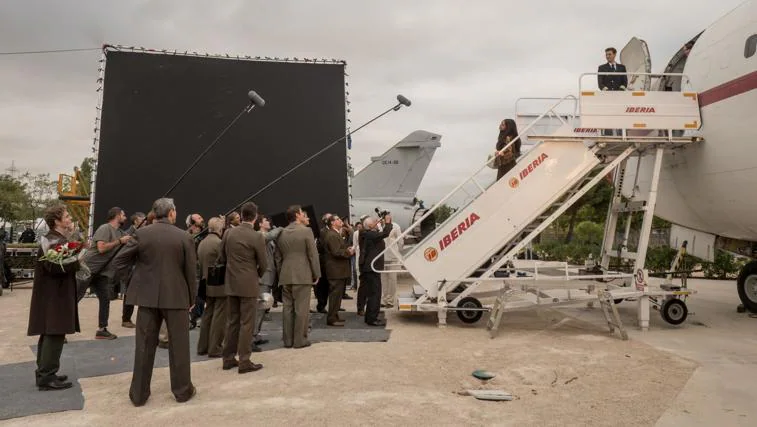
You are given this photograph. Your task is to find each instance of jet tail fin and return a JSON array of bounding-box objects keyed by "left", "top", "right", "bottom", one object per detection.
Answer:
[{"left": 351, "top": 130, "right": 441, "bottom": 202}]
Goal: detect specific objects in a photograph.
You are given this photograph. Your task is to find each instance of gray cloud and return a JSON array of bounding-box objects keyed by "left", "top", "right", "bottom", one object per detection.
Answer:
[{"left": 0, "top": 0, "right": 745, "bottom": 207}]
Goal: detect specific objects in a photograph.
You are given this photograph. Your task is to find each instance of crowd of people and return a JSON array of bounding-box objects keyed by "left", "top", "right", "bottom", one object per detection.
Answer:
[{"left": 26, "top": 199, "right": 400, "bottom": 406}]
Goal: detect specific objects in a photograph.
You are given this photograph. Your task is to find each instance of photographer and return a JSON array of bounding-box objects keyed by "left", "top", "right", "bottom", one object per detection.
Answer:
[{"left": 358, "top": 214, "right": 393, "bottom": 326}]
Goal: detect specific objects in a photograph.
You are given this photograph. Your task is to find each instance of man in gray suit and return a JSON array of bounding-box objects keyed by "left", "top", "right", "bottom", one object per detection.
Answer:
[
  {"left": 196, "top": 216, "right": 226, "bottom": 358},
  {"left": 275, "top": 205, "right": 320, "bottom": 348},
  {"left": 114, "top": 198, "right": 196, "bottom": 406},
  {"left": 217, "top": 202, "right": 267, "bottom": 373}
]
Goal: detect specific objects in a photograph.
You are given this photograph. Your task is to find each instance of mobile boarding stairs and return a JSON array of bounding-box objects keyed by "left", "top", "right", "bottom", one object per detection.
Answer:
[{"left": 372, "top": 72, "right": 702, "bottom": 339}]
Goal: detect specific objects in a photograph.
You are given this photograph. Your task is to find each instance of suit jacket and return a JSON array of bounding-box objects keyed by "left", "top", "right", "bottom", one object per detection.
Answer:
[
  {"left": 218, "top": 222, "right": 267, "bottom": 298},
  {"left": 275, "top": 222, "right": 320, "bottom": 285},
  {"left": 197, "top": 232, "right": 224, "bottom": 298},
  {"left": 359, "top": 223, "right": 393, "bottom": 273},
  {"left": 260, "top": 227, "right": 283, "bottom": 287},
  {"left": 324, "top": 227, "right": 352, "bottom": 280},
  {"left": 598, "top": 63, "right": 628, "bottom": 91},
  {"left": 114, "top": 220, "right": 197, "bottom": 309}
]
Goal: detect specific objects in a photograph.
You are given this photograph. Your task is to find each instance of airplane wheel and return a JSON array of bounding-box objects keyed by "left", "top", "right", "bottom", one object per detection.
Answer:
[
  {"left": 737, "top": 261, "right": 757, "bottom": 313},
  {"left": 457, "top": 297, "right": 483, "bottom": 324},
  {"left": 661, "top": 298, "right": 688, "bottom": 325}
]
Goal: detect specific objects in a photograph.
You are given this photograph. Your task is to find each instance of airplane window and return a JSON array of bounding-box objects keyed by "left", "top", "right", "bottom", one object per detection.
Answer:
[{"left": 746, "top": 34, "right": 757, "bottom": 58}]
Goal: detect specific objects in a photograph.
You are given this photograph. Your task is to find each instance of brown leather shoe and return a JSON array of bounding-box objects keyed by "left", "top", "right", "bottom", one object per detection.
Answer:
[
  {"left": 293, "top": 341, "right": 312, "bottom": 349},
  {"left": 238, "top": 362, "right": 263, "bottom": 374},
  {"left": 222, "top": 359, "right": 239, "bottom": 370}
]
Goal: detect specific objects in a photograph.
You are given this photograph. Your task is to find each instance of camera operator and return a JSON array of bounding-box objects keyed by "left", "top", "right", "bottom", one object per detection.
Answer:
[{"left": 358, "top": 213, "right": 393, "bottom": 326}]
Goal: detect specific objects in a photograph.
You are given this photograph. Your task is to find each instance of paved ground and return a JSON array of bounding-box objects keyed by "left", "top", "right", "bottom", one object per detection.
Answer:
[{"left": 0, "top": 277, "right": 754, "bottom": 426}]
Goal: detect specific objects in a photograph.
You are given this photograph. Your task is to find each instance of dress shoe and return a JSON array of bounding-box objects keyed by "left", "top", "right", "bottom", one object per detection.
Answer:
[
  {"left": 293, "top": 341, "right": 312, "bottom": 349},
  {"left": 38, "top": 379, "right": 72, "bottom": 391},
  {"left": 357, "top": 311, "right": 365, "bottom": 316},
  {"left": 57, "top": 375, "right": 68, "bottom": 382},
  {"left": 197, "top": 351, "right": 208, "bottom": 356},
  {"left": 176, "top": 386, "right": 196, "bottom": 403},
  {"left": 327, "top": 321, "right": 345, "bottom": 327},
  {"left": 222, "top": 359, "right": 239, "bottom": 370},
  {"left": 366, "top": 319, "right": 387, "bottom": 326},
  {"left": 121, "top": 321, "right": 136, "bottom": 328},
  {"left": 238, "top": 362, "right": 263, "bottom": 374},
  {"left": 342, "top": 294, "right": 353, "bottom": 300},
  {"left": 207, "top": 353, "right": 222, "bottom": 359},
  {"left": 251, "top": 345, "right": 262, "bottom": 353},
  {"left": 254, "top": 338, "right": 269, "bottom": 346},
  {"left": 338, "top": 308, "right": 346, "bottom": 312},
  {"left": 317, "top": 308, "right": 327, "bottom": 314}
]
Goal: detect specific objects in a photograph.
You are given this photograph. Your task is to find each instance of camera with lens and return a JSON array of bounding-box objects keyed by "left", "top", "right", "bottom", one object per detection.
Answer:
[{"left": 374, "top": 207, "right": 390, "bottom": 219}]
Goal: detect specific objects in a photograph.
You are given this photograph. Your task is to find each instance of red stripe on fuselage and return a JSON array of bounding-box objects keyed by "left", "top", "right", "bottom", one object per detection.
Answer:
[{"left": 698, "top": 70, "right": 757, "bottom": 108}]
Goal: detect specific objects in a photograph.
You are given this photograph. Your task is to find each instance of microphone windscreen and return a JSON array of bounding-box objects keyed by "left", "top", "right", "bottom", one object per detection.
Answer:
[
  {"left": 397, "top": 94, "right": 411, "bottom": 107},
  {"left": 248, "top": 90, "right": 266, "bottom": 107}
]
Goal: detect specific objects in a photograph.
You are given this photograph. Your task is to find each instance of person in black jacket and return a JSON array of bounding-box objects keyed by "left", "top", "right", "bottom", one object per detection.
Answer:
[
  {"left": 358, "top": 215, "right": 393, "bottom": 326},
  {"left": 597, "top": 47, "right": 628, "bottom": 91}
]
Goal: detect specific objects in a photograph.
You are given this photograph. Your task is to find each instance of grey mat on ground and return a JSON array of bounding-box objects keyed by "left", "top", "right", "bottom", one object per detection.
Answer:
[
  {"left": 0, "top": 359, "right": 84, "bottom": 421},
  {"left": 0, "top": 309, "right": 390, "bottom": 420}
]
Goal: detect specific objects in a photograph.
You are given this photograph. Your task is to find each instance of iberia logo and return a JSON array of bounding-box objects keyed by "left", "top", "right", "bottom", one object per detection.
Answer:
[
  {"left": 509, "top": 177, "right": 519, "bottom": 188},
  {"left": 439, "top": 212, "right": 481, "bottom": 251},
  {"left": 424, "top": 247, "right": 438, "bottom": 262}
]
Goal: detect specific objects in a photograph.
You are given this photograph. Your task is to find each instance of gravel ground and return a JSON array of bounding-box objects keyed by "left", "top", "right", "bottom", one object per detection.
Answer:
[{"left": 0, "top": 281, "right": 696, "bottom": 426}]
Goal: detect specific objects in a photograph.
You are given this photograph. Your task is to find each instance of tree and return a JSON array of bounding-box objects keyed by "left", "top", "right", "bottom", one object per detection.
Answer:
[
  {"left": 561, "top": 179, "right": 614, "bottom": 243},
  {"left": 18, "top": 172, "right": 57, "bottom": 220},
  {"left": 78, "top": 157, "right": 95, "bottom": 195},
  {"left": 434, "top": 204, "right": 456, "bottom": 224},
  {"left": 0, "top": 175, "right": 29, "bottom": 222}
]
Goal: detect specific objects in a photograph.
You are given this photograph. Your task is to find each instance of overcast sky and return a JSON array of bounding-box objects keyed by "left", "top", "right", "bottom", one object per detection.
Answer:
[{"left": 0, "top": 0, "right": 746, "bottom": 208}]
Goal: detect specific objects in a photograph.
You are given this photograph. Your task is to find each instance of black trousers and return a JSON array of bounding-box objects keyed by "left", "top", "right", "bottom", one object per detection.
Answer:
[
  {"left": 314, "top": 275, "right": 329, "bottom": 310},
  {"left": 35, "top": 334, "right": 65, "bottom": 386},
  {"left": 359, "top": 272, "right": 382, "bottom": 323},
  {"left": 130, "top": 307, "right": 193, "bottom": 405},
  {"left": 77, "top": 274, "right": 111, "bottom": 329}
]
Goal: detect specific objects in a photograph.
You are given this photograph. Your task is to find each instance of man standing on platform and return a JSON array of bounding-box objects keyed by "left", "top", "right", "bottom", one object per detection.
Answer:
[
  {"left": 114, "top": 198, "right": 197, "bottom": 406},
  {"left": 218, "top": 202, "right": 267, "bottom": 373},
  {"left": 276, "top": 205, "right": 320, "bottom": 348},
  {"left": 323, "top": 215, "right": 354, "bottom": 326}
]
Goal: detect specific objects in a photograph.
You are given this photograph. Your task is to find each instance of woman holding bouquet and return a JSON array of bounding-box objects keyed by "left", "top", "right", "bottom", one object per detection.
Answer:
[{"left": 27, "top": 205, "right": 82, "bottom": 391}]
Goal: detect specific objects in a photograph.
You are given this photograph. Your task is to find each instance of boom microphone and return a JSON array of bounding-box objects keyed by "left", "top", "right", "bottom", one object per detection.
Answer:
[
  {"left": 196, "top": 93, "right": 413, "bottom": 239},
  {"left": 248, "top": 90, "right": 266, "bottom": 108}
]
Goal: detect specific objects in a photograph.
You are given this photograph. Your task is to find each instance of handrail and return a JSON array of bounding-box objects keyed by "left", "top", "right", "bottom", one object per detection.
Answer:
[
  {"left": 579, "top": 71, "right": 691, "bottom": 93},
  {"left": 370, "top": 94, "right": 579, "bottom": 274}
]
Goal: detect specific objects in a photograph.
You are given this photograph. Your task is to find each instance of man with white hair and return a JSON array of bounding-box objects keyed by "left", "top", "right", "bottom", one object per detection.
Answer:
[
  {"left": 358, "top": 215, "right": 394, "bottom": 326},
  {"left": 114, "top": 197, "right": 197, "bottom": 406}
]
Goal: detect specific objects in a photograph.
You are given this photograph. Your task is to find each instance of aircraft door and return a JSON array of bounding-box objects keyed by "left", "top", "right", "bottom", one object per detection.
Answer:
[{"left": 620, "top": 37, "right": 652, "bottom": 90}]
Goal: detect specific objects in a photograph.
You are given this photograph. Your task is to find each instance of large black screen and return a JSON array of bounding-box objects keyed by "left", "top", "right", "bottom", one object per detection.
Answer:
[{"left": 93, "top": 49, "right": 348, "bottom": 231}]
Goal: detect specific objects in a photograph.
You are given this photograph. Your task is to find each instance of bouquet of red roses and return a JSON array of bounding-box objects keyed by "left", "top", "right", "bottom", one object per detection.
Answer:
[{"left": 39, "top": 241, "right": 86, "bottom": 273}]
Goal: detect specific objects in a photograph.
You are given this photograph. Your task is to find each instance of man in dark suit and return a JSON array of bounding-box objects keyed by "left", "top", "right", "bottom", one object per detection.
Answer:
[
  {"left": 598, "top": 47, "right": 628, "bottom": 136},
  {"left": 323, "top": 215, "right": 354, "bottom": 326},
  {"left": 275, "top": 205, "right": 320, "bottom": 348},
  {"left": 597, "top": 47, "right": 628, "bottom": 91},
  {"left": 114, "top": 198, "right": 196, "bottom": 406},
  {"left": 358, "top": 215, "right": 394, "bottom": 326},
  {"left": 217, "top": 202, "right": 267, "bottom": 373}
]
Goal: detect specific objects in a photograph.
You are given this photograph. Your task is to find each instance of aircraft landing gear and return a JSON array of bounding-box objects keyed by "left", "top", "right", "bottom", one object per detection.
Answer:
[{"left": 737, "top": 261, "right": 757, "bottom": 313}]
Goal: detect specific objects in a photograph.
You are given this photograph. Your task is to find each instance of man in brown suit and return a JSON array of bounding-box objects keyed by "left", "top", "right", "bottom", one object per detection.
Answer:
[
  {"left": 275, "top": 205, "right": 320, "bottom": 348},
  {"left": 217, "top": 202, "right": 267, "bottom": 373},
  {"left": 196, "top": 216, "right": 225, "bottom": 358},
  {"left": 323, "top": 215, "right": 354, "bottom": 326},
  {"left": 114, "top": 198, "right": 197, "bottom": 406}
]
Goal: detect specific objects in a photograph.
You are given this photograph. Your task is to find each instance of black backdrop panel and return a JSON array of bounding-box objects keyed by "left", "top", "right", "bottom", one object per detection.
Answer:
[{"left": 94, "top": 50, "right": 348, "bottom": 229}]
